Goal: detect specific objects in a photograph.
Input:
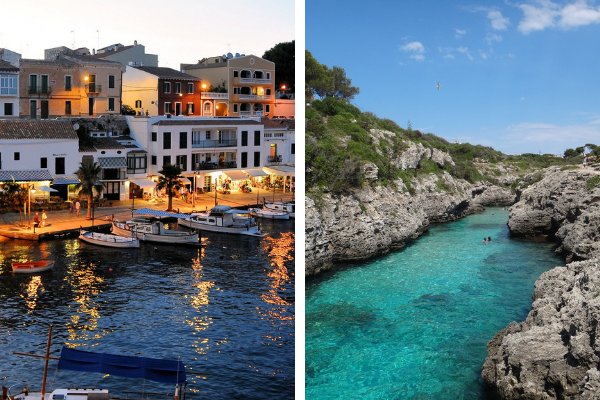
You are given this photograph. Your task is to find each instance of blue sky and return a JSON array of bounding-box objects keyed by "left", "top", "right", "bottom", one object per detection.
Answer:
[{"left": 306, "top": 0, "right": 600, "bottom": 155}]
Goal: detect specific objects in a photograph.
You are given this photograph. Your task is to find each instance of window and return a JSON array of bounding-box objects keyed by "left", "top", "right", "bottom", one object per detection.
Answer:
[
  {"left": 151, "top": 131, "right": 157, "bottom": 142},
  {"left": 233, "top": 104, "right": 238, "bottom": 113},
  {"left": 265, "top": 104, "right": 270, "bottom": 113},
  {"left": 29, "top": 75, "right": 37, "bottom": 94},
  {"left": 165, "top": 102, "right": 172, "bottom": 113},
  {"left": 55, "top": 157, "right": 65, "bottom": 174},
  {"left": 41, "top": 157, "right": 47, "bottom": 168},
  {"left": 291, "top": 143, "right": 295, "bottom": 154},
  {"left": 163, "top": 81, "right": 171, "bottom": 93},
  {"left": 179, "top": 132, "right": 187, "bottom": 149},
  {"left": 233, "top": 71, "right": 239, "bottom": 78},
  {"left": 266, "top": 89, "right": 271, "bottom": 96},
  {"left": 254, "top": 152, "right": 260, "bottom": 167},
  {"left": 254, "top": 130, "right": 260, "bottom": 146},
  {"left": 41, "top": 74, "right": 49, "bottom": 93},
  {"left": 241, "top": 131, "right": 248, "bottom": 146},
  {"left": 4, "top": 103, "right": 13, "bottom": 116},
  {"left": 176, "top": 155, "right": 187, "bottom": 170},
  {"left": 192, "top": 130, "right": 201, "bottom": 145},
  {"left": 0, "top": 74, "right": 18, "bottom": 95},
  {"left": 151, "top": 155, "right": 157, "bottom": 165},
  {"left": 241, "top": 152, "right": 247, "bottom": 168},
  {"left": 14, "top": 152, "right": 20, "bottom": 161},
  {"left": 203, "top": 103, "right": 211, "bottom": 113},
  {"left": 187, "top": 103, "right": 195, "bottom": 115},
  {"left": 108, "top": 98, "right": 115, "bottom": 112},
  {"left": 206, "top": 130, "right": 211, "bottom": 140},
  {"left": 163, "top": 132, "right": 171, "bottom": 149},
  {"left": 65, "top": 75, "right": 72, "bottom": 91},
  {"left": 187, "top": 83, "right": 194, "bottom": 93},
  {"left": 174, "top": 82, "right": 181, "bottom": 94},
  {"left": 135, "top": 100, "right": 142, "bottom": 108},
  {"left": 65, "top": 101, "right": 71, "bottom": 115},
  {"left": 266, "top": 72, "right": 271, "bottom": 79},
  {"left": 109, "top": 75, "right": 115, "bottom": 89},
  {"left": 163, "top": 155, "right": 171, "bottom": 166},
  {"left": 233, "top": 87, "right": 240, "bottom": 94}
]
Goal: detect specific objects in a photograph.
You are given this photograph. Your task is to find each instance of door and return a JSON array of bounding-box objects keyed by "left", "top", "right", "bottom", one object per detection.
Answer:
[
  {"left": 41, "top": 75, "right": 49, "bottom": 94},
  {"left": 41, "top": 101, "right": 49, "bottom": 119},
  {"left": 204, "top": 176, "right": 211, "bottom": 192},
  {"left": 30, "top": 100, "right": 36, "bottom": 119},
  {"left": 105, "top": 182, "right": 120, "bottom": 201},
  {"left": 88, "top": 75, "right": 96, "bottom": 93},
  {"left": 88, "top": 98, "right": 94, "bottom": 116}
]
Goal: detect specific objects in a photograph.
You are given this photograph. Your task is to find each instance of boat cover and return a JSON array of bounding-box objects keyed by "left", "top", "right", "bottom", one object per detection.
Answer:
[
  {"left": 133, "top": 208, "right": 190, "bottom": 218},
  {"left": 58, "top": 347, "right": 186, "bottom": 384}
]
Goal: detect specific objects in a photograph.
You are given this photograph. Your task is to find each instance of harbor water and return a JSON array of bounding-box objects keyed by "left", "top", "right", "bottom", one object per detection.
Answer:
[
  {"left": 0, "top": 219, "right": 294, "bottom": 400},
  {"left": 305, "top": 208, "right": 563, "bottom": 399}
]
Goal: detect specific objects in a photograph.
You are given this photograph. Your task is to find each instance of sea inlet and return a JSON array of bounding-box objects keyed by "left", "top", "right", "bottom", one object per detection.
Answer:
[
  {"left": 306, "top": 207, "right": 563, "bottom": 399},
  {"left": 0, "top": 219, "right": 294, "bottom": 400}
]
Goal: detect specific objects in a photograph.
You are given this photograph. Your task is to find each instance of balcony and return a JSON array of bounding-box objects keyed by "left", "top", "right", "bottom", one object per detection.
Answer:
[
  {"left": 85, "top": 84, "right": 102, "bottom": 94},
  {"left": 192, "top": 139, "right": 238, "bottom": 148},
  {"left": 201, "top": 92, "right": 229, "bottom": 100},
  {"left": 267, "top": 155, "right": 282, "bottom": 165},
  {"left": 256, "top": 78, "right": 272, "bottom": 84},
  {"left": 193, "top": 161, "right": 237, "bottom": 170},
  {"left": 28, "top": 86, "right": 52, "bottom": 95}
]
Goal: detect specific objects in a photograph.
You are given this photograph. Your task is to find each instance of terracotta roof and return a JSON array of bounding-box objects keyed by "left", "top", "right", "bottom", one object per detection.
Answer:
[
  {"left": 92, "top": 136, "right": 126, "bottom": 149},
  {"left": 152, "top": 119, "right": 262, "bottom": 126},
  {"left": 132, "top": 66, "right": 199, "bottom": 80},
  {"left": 0, "top": 59, "right": 18, "bottom": 72},
  {"left": 0, "top": 120, "right": 78, "bottom": 140},
  {"left": 262, "top": 118, "right": 295, "bottom": 130}
]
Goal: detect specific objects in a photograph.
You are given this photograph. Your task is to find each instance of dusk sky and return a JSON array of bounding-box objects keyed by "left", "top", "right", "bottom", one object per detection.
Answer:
[
  {"left": 0, "top": 0, "right": 295, "bottom": 69},
  {"left": 306, "top": 0, "right": 600, "bottom": 156}
]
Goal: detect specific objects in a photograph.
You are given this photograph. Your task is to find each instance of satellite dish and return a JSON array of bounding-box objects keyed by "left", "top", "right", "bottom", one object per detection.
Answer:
[
  {"left": 227, "top": 52, "right": 233, "bottom": 59},
  {"left": 73, "top": 123, "right": 79, "bottom": 130}
]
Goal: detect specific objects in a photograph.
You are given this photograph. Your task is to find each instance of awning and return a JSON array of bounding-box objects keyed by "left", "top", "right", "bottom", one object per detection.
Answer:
[
  {"left": 98, "top": 157, "right": 127, "bottom": 168},
  {"left": 0, "top": 170, "right": 53, "bottom": 182},
  {"left": 223, "top": 170, "right": 249, "bottom": 180},
  {"left": 37, "top": 186, "right": 59, "bottom": 192},
  {"left": 129, "top": 178, "right": 156, "bottom": 189},
  {"left": 133, "top": 208, "right": 190, "bottom": 218},
  {"left": 58, "top": 347, "right": 186, "bottom": 385},
  {"left": 244, "top": 168, "right": 269, "bottom": 177},
  {"left": 263, "top": 166, "right": 295, "bottom": 176},
  {"left": 52, "top": 175, "right": 80, "bottom": 185}
]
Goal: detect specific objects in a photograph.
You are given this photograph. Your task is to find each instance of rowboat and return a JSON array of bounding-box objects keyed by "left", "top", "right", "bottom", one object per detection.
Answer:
[
  {"left": 11, "top": 260, "right": 55, "bottom": 274},
  {"left": 264, "top": 201, "right": 295, "bottom": 218},
  {"left": 178, "top": 205, "right": 265, "bottom": 236},
  {"left": 112, "top": 218, "right": 199, "bottom": 244},
  {"left": 248, "top": 207, "right": 290, "bottom": 220},
  {"left": 79, "top": 229, "right": 140, "bottom": 248}
]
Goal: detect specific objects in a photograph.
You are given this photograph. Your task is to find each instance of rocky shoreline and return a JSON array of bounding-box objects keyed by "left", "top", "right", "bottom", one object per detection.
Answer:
[{"left": 482, "top": 166, "right": 600, "bottom": 398}]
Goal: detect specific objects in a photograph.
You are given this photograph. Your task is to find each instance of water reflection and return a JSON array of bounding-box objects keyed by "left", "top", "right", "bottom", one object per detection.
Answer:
[{"left": 21, "top": 276, "right": 44, "bottom": 313}]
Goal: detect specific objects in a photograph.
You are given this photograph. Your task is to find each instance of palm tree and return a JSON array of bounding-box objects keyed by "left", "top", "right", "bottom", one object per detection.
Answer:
[
  {"left": 74, "top": 161, "right": 104, "bottom": 219},
  {"left": 2, "top": 182, "right": 27, "bottom": 225},
  {"left": 156, "top": 164, "right": 184, "bottom": 211}
]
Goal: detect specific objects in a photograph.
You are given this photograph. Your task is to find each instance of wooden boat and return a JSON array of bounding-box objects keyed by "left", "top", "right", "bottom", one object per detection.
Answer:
[
  {"left": 248, "top": 207, "right": 290, "bottom": 220},
  {"left": 11, "top": 260, "right": 55, "bottom": 274},
  {"left": 112, "top": 218, "right": 199, "bottom": 244},
  {"left": 264, "top": 201, "right": 295, "bottom": 218},
  {"left": 178, "top": 205, "right": 265, "bottom": 236},
  {"left": 79, "top": 229, "right": 140, "bottom": 248}
]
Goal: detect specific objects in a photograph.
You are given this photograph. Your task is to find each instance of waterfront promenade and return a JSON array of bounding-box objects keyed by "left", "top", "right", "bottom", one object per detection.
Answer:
[{"left": 0, "top": 188, "right": 294, "bottom": 241}]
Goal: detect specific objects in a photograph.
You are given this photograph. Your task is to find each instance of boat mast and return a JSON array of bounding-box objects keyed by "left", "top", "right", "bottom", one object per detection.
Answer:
[{"left": 13, "top": 325, "right": 57, "bottom": 400}]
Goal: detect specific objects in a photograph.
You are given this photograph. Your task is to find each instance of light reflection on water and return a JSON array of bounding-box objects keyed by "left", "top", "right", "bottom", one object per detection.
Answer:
[{"left": 0, "top": 219, "right": 294, "bottom": 400}]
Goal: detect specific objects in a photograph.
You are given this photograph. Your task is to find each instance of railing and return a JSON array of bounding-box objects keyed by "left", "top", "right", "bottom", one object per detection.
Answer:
[
  {"left": 192, "top": 139, "right": 237, "bottom": 148},
  {"left": 239, "top": 77, "right": 255, "bottom": 84},
  {"left": 267, "top": 155, "right": 282, "bottom": 164},
  {"left": 85, "top": 84, "right": 102, "bottom": 94},
  {"left": 239, "top": 94, "right": 255, "bottom": 100},
  {"left": 201, "top": 92, "right": 229, "bottom": 99},
  {"left": 193, "top": 161, "right": 237, "bottom": 170},
  {"left": 100, "top": 170, "right": 126, "bottom": 180},
  {"left": 28, "top": 86, "right": 52, "bottom": 95},
  {"left": 256, "top": 95, "right": 271, "bottom": 100},
  {"left": 256, "top": 78, "right": 272, "bottom": 84},
  {"left": 127, "top": 168, "right": 147, "bottom": 174}
]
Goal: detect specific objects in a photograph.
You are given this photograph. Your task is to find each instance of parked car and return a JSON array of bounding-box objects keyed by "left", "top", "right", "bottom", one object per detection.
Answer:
[{"left": 121, "top": 105, "right": 136, "bottom": 115}]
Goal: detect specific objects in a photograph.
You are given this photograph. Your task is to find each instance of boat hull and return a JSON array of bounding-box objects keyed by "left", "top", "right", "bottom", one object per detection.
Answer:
[
  {"left": 79, "top": 230, "right": 140, "bottom": 248},
  {"left": 12, "top": 260, "right": 55, "bottom": 274},
  {"left": 178, "top": 217, "right": 265, "bottom": 236},
  {"left": 112, "top": 221, "right": 199, "bottom": 244},
  {"left": 249, "top": 208, "right": 290, "bottom": 220}
]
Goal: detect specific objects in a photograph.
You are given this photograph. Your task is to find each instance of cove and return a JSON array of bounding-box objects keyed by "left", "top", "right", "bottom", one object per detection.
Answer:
[{"left": 305, "top": 207, "right": 563, "bottom": 399}]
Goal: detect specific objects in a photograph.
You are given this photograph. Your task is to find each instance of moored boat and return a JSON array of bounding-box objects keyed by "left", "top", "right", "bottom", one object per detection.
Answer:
[
  {"left": 178, "top": 205, "right": 265, "bottom": 236},
  {"left": 79, "top": 229, "right": 140, "bottom": 248},
  {"left": 11, "top": 260, "right": 55, "bottom": 274},
  {"left": 248, "top": 207, "right": 290, "bottom": 220},
  {"left": 264, "top": 201, "right": 295, "bottom": 218},
  {"left": 112, "top": 218, "right": 198, "bottom": 244}
]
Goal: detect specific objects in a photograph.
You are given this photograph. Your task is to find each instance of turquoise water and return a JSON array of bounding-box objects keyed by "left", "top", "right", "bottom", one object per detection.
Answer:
[{"left": 305, "top": 208, "right": 563, "bottom": 399}]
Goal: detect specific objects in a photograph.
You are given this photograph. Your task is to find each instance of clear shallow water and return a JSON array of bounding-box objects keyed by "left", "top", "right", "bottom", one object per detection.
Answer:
[
  {"left": 0, "top": 219, "right": 294, "bottom": 400},
  {"left": 305, "top": 208, "right": 563, "bottom": 399}
]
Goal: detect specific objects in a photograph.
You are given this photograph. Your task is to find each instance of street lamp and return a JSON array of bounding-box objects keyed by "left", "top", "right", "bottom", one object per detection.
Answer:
[
  {"left": 28, "top": 184, "right": 36, "bottom": 229},
  {"left": 131, "top": 195, "right": 136, "bottom": 218}
]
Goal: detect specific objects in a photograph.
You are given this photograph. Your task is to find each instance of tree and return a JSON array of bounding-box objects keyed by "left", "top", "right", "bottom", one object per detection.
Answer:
[
  {"left": 156, "top": 164, "right": 184, "bottom": 212},
  {"left": 263, "top": 41, "right": 295, "bottom": 93},
  {"left": 1, "top": 182, "right": 27, "bottom": 225},
  {"left": 74, "top": 161, "right": 104, "bottom": 220},
  {"left": 328, "top": 66, "right": 360, "bottom": 100},
  {"left": 305, "top": 50, "right": 360, "bottom": 101},
  {"left": 564, "top": 148, "right": 579, "bottom": 158}
]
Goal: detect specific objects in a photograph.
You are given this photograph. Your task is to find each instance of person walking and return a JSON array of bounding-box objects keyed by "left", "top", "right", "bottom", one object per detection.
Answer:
[
  {"left": 75, "top": 200, "right": 81, "bottom": 217},
  {"left": 584, "top": 156, "right": 588, "bottom": 168},
  {"left": 34, "top": 212, "right": 40, "bottom": 228},
  {"left": 41, "top": 210, "right": 48, "bottom": 227},
  {"left": 69, "top": 201, "right": 74, "bottom": 216}
]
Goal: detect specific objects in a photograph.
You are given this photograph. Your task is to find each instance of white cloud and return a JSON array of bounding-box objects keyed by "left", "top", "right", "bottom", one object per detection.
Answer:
[
  {"left": 518, "top": 0, "right": 560, "bottom": 34},
  {"left": 488, "top": 10, "right": 510, "bottom": 30},
  {"left": 486, "top": 33, "right": 503, "bottom": 44},
  {"left": 455, "top": 28, "right": 466, "bottom": 38},
  {"left": 401, "top": 41, "right": 425, "bottom": 61},
  {"left": 517, "top": 0, "right": 600, "bottom": 33},
  {"left": 559, "top": 0, "right": 600, "bottom": 28},
  {"left": 443, "top": 53, "right": 455, "bottom": 59},
  {"left": 479, "top": 49, "right": 489, "bottom": 59},
  {"left": 457, "top": 46, "right": 474, "bottom": 60}
]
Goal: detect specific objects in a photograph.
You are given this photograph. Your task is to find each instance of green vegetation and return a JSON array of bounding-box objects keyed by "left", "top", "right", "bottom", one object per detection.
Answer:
[
  {"left": 305, "top": 51, "right": 584, "bottom": 196},
  {"left": 587, "top": 176, "right": 600, "bottom": 191}
]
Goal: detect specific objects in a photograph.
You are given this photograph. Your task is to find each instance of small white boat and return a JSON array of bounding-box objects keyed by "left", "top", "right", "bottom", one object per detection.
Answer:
[
  {"left": 264, "top": 201, "right": 295, "bottom": 218},
  {"left": 178, "top": 205, "right": 265, "bottom": 236},
  {"left": 112, "top": 218, "right": 199, "bottom": 244},
  {"left": 79, "top": 229, "right": 140, "bottom": 248},
  {"left": 248, "top": 207, "right": 290, "bottom": 220},
  {"left": 12, "top": 260, "right": 55, "bottom": 274}
]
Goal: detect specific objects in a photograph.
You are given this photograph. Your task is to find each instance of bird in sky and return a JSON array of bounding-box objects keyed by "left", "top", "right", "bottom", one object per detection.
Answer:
[{"left": 437, "top": 82, "right": 441, "bottom": 90}]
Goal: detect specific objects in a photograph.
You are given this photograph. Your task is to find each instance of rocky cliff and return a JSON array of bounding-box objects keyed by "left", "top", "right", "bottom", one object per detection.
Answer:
[
  {"left": 483, "top": 166, "right": 600, "bottom": 398},
  {"left": 305, "top": 137, "right": 516, "bottom": 276}
]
